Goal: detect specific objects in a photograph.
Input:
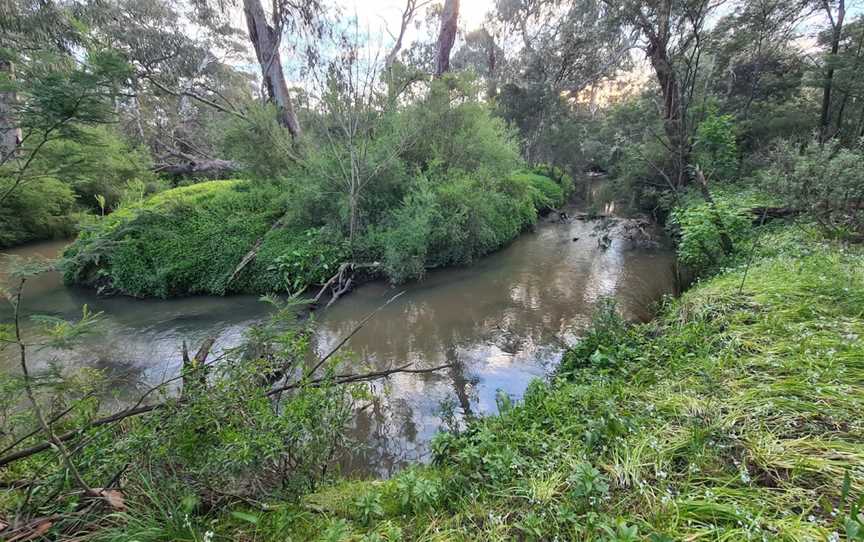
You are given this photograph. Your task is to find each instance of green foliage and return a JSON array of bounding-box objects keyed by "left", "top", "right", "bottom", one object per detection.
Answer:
[
  {"left": 669, "top": 195, "right": 751, "bottom": 273},
  {"left": 511, "top": 170, "right": 565, "bottom": 210},
  {"left": 761, "top": 137, "right": 864, "bottom": 240},
  {"left": 559, "top": 298, "right": 629, "bottom": 375},
  {"left": 219, "top": 104, "right": 298, "bottom": 179},
  {"left": 399, "top": 74, "right": 521, "bottom": 180},
  {"left": 0, "top": 175, "right": 77, "bottom": 246},
  {"left": 262, "top": 227, "right": 864, "bottom": 540},
  {"left": 2, "top": 288, "right": 359, "bottom": 539},
  {"left": 0, "top": 47, "right": 149, "bottom": 247},
  {"left": 365, "top": 172, "right": 541, "bottom": 283},
  {"left": 693, "top": 111, "right": 738, "bottom": 181},
  {"left": 61, "top": 180, "right": 288, "bottom": 296},
  {"left": 35, "top": 125, "right": 157, "bottom": 211}
]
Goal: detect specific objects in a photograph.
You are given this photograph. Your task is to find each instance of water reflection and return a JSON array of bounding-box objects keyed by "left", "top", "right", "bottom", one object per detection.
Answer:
[{"left": 1, "top": 205, "right": 675, "bottom": 476}]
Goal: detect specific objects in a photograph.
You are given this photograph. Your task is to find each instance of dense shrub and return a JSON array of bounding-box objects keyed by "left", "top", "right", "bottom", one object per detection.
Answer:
[
  {"left": 36, "top": 126, "right": 157, "bottom": 211},
  {"left": 0, "top": 126, "right": 153, "bottom": 248},
  {"left": 62, "top": 181, "right": 290, "bottom": 297},
  {"left": 669, "top": 194, "right": 752, "bottom": 273},
  {"left": 693, "top": 111, "right": 738, "bottom": 181},
  {"left": 0, "top": 176, "right": 78, "bottom": 247},
  {"left": 761, "top": 137, "right": 864, "bottom": 240},
  {"left": 366, "top": 173, "right": 541, "bottom": 283}
]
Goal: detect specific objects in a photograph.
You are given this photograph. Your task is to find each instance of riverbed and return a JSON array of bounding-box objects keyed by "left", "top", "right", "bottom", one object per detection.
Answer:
[{"left": 0, "top": 209, "right": 676, "bottom": 475}]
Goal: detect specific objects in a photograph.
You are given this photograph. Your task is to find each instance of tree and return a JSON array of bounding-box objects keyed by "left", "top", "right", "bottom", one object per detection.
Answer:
[
  {"left": 0, "top": 59, "right": 21, "bottom": 159},
  {"left": 435, "top": 0, "right": 460, "bottom": 76},
  {"left": 243, "top": 0, "right": 302, "bottom": 138},
  {"left": 818, "top": 0, "right": 845, "bottom": 141},
  {"left": 602, "top": 0, "right": 722, "bottom": 187}
]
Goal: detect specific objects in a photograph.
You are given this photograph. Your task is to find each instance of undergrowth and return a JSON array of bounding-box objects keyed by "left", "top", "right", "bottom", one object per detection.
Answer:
[
  {"left": 60, "top": 169, "right": 567, "bottom": 297},
  {"left": 186, "top": 226, "right": 864, "bottom": 541}
]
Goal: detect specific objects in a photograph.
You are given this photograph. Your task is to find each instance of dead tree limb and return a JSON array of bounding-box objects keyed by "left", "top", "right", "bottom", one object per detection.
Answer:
[{"left": 221, "top": 214, "right": 289, "bottom": 291}]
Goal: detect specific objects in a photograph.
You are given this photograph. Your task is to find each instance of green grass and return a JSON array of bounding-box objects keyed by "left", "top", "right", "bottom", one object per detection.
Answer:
[{"left": 185, "top": 227, "right": 864, "bottom": 541}]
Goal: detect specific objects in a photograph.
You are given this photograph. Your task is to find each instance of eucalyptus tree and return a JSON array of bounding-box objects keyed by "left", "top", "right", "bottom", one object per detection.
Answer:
[
  {"left": 817, "top": 0, "right": 846, "bottom": 140},
  {"left": 597, "top": 0, "right": 726, "bottom": 187},
  {"left": 489, "top": 0, "right": 630, "bottom": 166},
  {"left": 452, "top": 26, "right": 505, "bottom": 99},
  {"left": 830, "top": 16, "right": 864, "bottom": 142},
  {"left": 706, "top": 0, "right": 813, "bottom": 151},
  {"left": 434, "top": 0, "right": 460, "bottom": 76},
  {"left": 0, "top": 1, "right": 133, "bottom": 206}
]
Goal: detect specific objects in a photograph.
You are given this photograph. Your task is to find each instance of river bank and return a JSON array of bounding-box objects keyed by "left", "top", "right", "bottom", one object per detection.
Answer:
[
  {"left": 0, "top": 201, "right": 676, "bottom": 476},
  {"left": 201, "top": 223, "right": 864, "bottom": 541}
]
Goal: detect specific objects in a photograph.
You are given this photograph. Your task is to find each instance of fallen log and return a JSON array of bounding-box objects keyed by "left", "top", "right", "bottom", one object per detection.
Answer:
[
  {"left": 154, "top": 158, "right": 240, "bottom": 178},
  {"left": 747, "top": 206, "right": 802, "bottom": 222}
]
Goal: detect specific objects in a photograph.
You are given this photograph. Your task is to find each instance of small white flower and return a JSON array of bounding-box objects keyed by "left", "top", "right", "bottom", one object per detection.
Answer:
[
  {"left": 828, "top": 531, "right": 841, "bottom": 542},
  {"left": 204, "top": 531, "right": 214, "bottom": 542}
]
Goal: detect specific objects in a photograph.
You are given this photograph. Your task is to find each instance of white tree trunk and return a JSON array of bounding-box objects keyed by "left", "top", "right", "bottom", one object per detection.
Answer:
[{"left": 242, "top": 0, "right": 302, "bottom": 139}]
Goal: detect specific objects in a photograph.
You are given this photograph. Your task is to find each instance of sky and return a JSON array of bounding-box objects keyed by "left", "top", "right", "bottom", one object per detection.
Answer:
[{"left": 336, "top": 0, "right": 495, "bottom": 50}]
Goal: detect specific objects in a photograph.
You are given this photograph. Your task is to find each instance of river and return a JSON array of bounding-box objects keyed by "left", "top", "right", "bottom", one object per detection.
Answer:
[{"left": 0, "top": 206, "right": 676, "bottom": 476}]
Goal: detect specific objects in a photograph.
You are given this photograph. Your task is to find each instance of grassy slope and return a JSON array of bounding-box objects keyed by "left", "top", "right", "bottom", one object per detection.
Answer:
[{"left": 210, "top": 227, "right": 864, "bottom": 541}]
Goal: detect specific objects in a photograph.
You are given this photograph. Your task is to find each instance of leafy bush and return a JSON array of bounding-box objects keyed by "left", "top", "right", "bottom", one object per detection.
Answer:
[
  {"left": 693, "top": 110, "right": 738, "bottom": 181},
  {"left": 366, "top": 172, "right": 541, "bottom": 283},
  {"left": 559, "top": 298, "right": 631, "bottom": 375},
  {"left": 62, "top": 180, "right": 305, "bottom": 297},
  {"left": 511, "top": 170, "right": 565, "bottom": 211},
  {"left": 0, "top": 175, "right": 78, "bottom": 247},
  {"left": 669, "top": 195, "right": 751, "bottom": 273},
  {"left": 761, "top": 137, "right": 864, "bottom": 240},
  {"left": 35, "top": 125, "right": 156, "bottom": 211}
]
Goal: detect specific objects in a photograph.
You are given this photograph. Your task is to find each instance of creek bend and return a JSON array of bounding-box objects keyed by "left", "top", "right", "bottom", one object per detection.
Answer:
[{"left": 1, "top": 207, "right": 676, "bottom": 475}]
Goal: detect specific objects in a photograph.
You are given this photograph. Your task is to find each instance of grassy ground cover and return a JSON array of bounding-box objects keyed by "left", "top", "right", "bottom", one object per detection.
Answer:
[{"left": 186, "top": 225, "right": 864, "bottom": 541}]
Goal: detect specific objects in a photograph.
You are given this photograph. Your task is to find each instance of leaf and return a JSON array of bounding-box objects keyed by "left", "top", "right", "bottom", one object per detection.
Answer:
[
  {"left": 7, "top": 517, "right": 54, "bottom": 542},
  {"left": 230, "top": 510, "right": 259, "bottom": 525},
  {"left": 101, "top": 489, "right": 126, "bottom": 510}
]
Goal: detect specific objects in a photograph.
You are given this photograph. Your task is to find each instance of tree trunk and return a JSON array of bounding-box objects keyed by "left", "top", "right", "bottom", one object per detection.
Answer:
[
  {"left": 647, "top": 39, "right": 688, "bottom": 186},
  {"left": 243, "top": 0, "right": 302, "bottom": 139},
  {"left": 486, "top": 33, "right": 498, "bottom": 100},
  {"left": 0, "top": 59, "right": 22, "bottom": 160},
  {"left": 819, "top": 0, "right": 845, "bottom": 141},
  {"left": 434, "top": 0, "right": 460, "bottom": 77}
]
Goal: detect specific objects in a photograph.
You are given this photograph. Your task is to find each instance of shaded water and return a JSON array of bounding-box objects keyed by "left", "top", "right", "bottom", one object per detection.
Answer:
[{"left": 1, "top": 206, "right": 675, "bottom": 475}]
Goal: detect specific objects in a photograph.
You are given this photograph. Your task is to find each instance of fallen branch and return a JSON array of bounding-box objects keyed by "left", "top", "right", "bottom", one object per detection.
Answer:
[
  {"left": 221, "top": 214, "right": 289, "bottom": 291},
  {"left": 305, "top": 291, "right": 405, "bottom": 378},
  {"left": 154, "top": 158, "right": 239, "bottom": 178},
  {"left": 267, "top": 363, "right": 453, "bottom": 397},
  {"left": 311, "top": 261, "right": 380, "bottom": 307}
]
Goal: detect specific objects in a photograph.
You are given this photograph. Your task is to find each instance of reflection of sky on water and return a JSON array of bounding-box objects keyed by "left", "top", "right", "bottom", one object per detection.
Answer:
[{"left": 1, "top": 203, "right": 676, "bottom": 476}]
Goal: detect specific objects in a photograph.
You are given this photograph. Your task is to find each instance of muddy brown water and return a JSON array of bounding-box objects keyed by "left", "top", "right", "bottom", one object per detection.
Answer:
[{"left": 1, "top": 206, "right": 676, "bottom": 476}]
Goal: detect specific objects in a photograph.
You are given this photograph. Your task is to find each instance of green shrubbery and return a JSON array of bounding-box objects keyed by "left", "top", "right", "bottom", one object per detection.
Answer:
[
  {"left": 222, "top": 226, "right": 864, "bottom": 541},
  {"left": 761, "top": 137, "right": 864, "bottom": 240},
  {"left": 63, "top": 75, "right": 571, "bottom": 296},
  {"left": 0, "top": 126, "right": 156, "bottom": 248},
  {"left": 62, "top": 181, "right": 288, "bottom": 297}
]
